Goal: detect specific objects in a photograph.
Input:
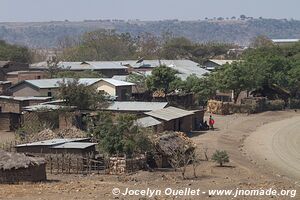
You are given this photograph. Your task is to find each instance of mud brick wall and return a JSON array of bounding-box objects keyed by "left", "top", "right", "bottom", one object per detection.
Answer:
[
  {"left": 0, "top": 115, "right": 10, "bottom": 130},
  {"left": 0, "top": 164, "right": 47, "bottom": 183}
]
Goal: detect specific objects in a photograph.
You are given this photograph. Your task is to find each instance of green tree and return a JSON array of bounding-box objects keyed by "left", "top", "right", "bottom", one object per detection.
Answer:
[
  {"left": 211, "top": 150, "right": 229, "bottom": 167},
  {"left": 287, "top": 60, "right": 300, "bottom": 97},
  {"left": 213, "top": 62, "right": 253, "bottom": 103},
  {"left": 184, "top": 75, "right": 217, "bottom": 105},
  {"left": 0, "top": 40, "right": 32, "bottom": 63},
  {"left": 146, "top": 65, "right": 179, "bottom": 93},
  {"left": 58, "top": 79, "right": 107, "bottom": 110},
  {"left": 89, "top": 112, "right": 153, "bottom": 155}
]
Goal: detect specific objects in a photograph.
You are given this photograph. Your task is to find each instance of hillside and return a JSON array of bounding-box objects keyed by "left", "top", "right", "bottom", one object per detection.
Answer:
[{"left": 1, "top": 18, "right": 300, "bottom": 48}]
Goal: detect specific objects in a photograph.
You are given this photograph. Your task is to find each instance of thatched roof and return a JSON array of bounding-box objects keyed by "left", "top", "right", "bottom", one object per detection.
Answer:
[
  {"left": 0, "top": 150, "right": 45, "bottom": 170},
  {"left": 155, "top": 132, "right": 195, "bottom": 157}
]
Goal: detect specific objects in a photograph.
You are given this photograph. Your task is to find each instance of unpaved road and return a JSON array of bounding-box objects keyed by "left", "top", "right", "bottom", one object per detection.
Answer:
[
  {"left": 245, "top": 116, "right": 300, "bottom": 181},
  {"left": 0, "top": 111, "right": 299, "bottom": 200}
]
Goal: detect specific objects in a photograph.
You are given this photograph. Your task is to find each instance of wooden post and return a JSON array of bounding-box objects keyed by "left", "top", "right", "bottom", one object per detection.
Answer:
[
  {"left": 68, "top": 156, "right": 71, "bottom": 174},
  {"left": 50, "top": 156, "right": 53, "bottom": 174},
  {"left": 76, "top": 157, "right": 79, "bottom": 174}
]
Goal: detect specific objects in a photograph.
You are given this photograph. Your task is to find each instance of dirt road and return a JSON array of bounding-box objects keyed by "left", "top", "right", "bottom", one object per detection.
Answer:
[
  {"left": 0, "top": 111, "right": 299, "bottom": 200},
  {"left": 245, "top": 116, "right": 300, "bottom": 181}
]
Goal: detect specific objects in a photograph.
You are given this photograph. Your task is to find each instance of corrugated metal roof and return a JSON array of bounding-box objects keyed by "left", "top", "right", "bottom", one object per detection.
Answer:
[
  {"left": 208, "top": 59, "right": 237, "bottom": 66},
  {"left": 0, "top": 96, "right": 51, "bottom": 101},
  {"left": 120, "top": 59, "right": 209, "bottom": 80},
  {"left": 101, "top": 78, "right": 135, "bottom": 86},
  {"left": 51, "top": 142, "right": 97, "bottom": 149},
  {"left": 112, "top": 75, "right": 128, "bottom": 81},
  {"left": 135, "top": 116, "right": 162, "bottom": 128},
  {"left": 106, "top": 101, "right": 168, "bottom": 112},
  {"left": 16, "top": 138, "right": 88, "bottom": 147},
  {"left": 23, "top": 78, "right": 102, "bottom": 89},
  {"left": 145, "top": 106, "right": 195, "bottom": 121},
  {"left": 0, "top": 81, "right": 11, "bottom": 84},
  {"left": 23, "top": 104, "right": 74, "bottom": 111},
  {"left": 272, "top": 39, "right": 300, "bottom": 43},
  {"left": 15, "top": 78, "right": 133, "bottom": 89},
  {"left": 6, "top": 71, "right": 44, "bottom": 75},
  {"left": 30, "top": 61, "right": 127, "bottom": 70}
]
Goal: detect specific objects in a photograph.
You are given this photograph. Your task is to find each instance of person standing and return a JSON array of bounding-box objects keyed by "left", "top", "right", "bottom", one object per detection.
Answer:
[{"left": 209, "top": 115, "right": 215, "bottom": 130}]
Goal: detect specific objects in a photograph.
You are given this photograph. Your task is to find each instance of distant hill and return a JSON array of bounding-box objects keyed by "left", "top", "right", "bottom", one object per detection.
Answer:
[{"left": 1, "top": 18, "right": 300, "bottom": 49}]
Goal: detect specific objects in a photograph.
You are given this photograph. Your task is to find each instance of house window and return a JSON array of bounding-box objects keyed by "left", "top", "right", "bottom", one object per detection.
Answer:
[
  {"left": 37, "top": 76, "right": 41, "bottom": 79},
  {"left": 48, "top": 92, "right": 52, "bottom": 97}
]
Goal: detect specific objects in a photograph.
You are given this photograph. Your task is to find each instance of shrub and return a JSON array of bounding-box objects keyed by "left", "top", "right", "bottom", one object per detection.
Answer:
[
  {"left": 266, "top": 100, "right": 285, "bottom": 111},
  {"left": 289, "top": 99, "right": 300, "bottom": 109},
  {"left": 211, "top": 150, "right": 229, "bottom": 167}
]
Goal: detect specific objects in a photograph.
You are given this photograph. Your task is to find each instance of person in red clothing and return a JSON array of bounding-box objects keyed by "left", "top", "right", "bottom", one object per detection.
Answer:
[{"left": 209, "top": 115, "right": 215, "bottom": 130}]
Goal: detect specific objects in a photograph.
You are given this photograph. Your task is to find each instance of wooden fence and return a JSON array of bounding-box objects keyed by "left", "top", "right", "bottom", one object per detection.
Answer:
[
  {"left": 46, "top": 154, "right": 107, "bottom": 174},
  {"left": 0, "top": 143, "right": 146, "bottom": 175}
]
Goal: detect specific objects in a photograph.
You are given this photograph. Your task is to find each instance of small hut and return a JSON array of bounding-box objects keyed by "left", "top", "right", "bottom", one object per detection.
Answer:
[
  {"left": 0, "top": 150, "right": 46, "bottom": 183},
  {"left": 153, "top": 132, "right": 195, "bottom": 168}
]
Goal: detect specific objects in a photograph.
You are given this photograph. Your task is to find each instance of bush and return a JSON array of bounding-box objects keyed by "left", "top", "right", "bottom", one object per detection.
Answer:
[
  {"left": 289, "top": 99, "right": 300, "bottom": 109},
  {"left": 211, "top": 150, "right": 229, "bottom": 167},
  {"left": 266, "top": 100, "right": 285, "bottom": 111}
]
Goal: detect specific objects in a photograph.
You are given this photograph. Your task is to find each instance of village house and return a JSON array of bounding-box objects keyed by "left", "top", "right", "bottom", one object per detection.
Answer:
[
  {"left": 0, "top": 61, "right": 29, "bottom": 81},
  {"left": 9, "top": 78, "right": 135, "bottom": 101},
  {"left": 153, "top": 132, "right": 195, "bottom": 168},
  {"left": 0, "top": 96, "right": 52, "bottom": 131},
  {"left": 22, "top": 104, "right": 77, "bottom": 130},
  {"left": 135, "top": 116, "right": 164, "bottom": 132},
  {"left": 6, "top": 70, "right": 48, "bottom": 85},
  {"left": 30, "top": 61, "right": 129, "bottom": 77},
  {"left": 122, "top": 59, "right": 209, "bottom": 80},
  {"left": 0, "top": 96, "right": 52, "bottom": 113},
  {"left": 144, "top": 106, "right": 205, "bottom": 133},
  {"left": 0, "top": 150, "right": 46, "bottom": 183},
  {"left": 104, "top": 101, "right": 168, "bottom": 115},
  {"left": 15, "top": 138, "right": 96, "bottom": 156}
]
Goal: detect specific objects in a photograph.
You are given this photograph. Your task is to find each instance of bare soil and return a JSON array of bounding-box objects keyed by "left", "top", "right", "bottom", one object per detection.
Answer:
[{"left": 0, "top": 111, "right": 299, "bottom": 200}]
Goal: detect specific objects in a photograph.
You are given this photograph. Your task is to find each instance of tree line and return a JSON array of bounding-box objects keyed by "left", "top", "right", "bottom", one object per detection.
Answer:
[{"left": 58, "top": 29, "right": 237, "bottom": 63}]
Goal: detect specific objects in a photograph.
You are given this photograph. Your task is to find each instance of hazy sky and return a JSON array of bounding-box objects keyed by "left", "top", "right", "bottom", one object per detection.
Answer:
[{"left": 0, "top": 0, "right": 299, "bottom": 22}]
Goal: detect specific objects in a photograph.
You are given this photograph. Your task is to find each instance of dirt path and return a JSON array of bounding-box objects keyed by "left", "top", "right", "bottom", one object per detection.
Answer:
[{"left": 245, "top": 116, "right": 300, "bottom": 181}]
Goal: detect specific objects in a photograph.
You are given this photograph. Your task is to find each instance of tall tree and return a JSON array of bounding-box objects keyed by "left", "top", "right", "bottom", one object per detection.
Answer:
[
  {"left": 0, "top": 40, "right": 32, "bottom": 63},
  {"left": 58, "top": 79, "right": 107, "bottom": 110},
  {"left": 146, "top": 65, "right": 179, "bottom": 93}
]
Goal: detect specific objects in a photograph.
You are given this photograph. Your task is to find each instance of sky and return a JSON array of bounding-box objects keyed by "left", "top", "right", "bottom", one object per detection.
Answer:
[{"left": 0, "top": 0, "right": 299, "bottom": 22}]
